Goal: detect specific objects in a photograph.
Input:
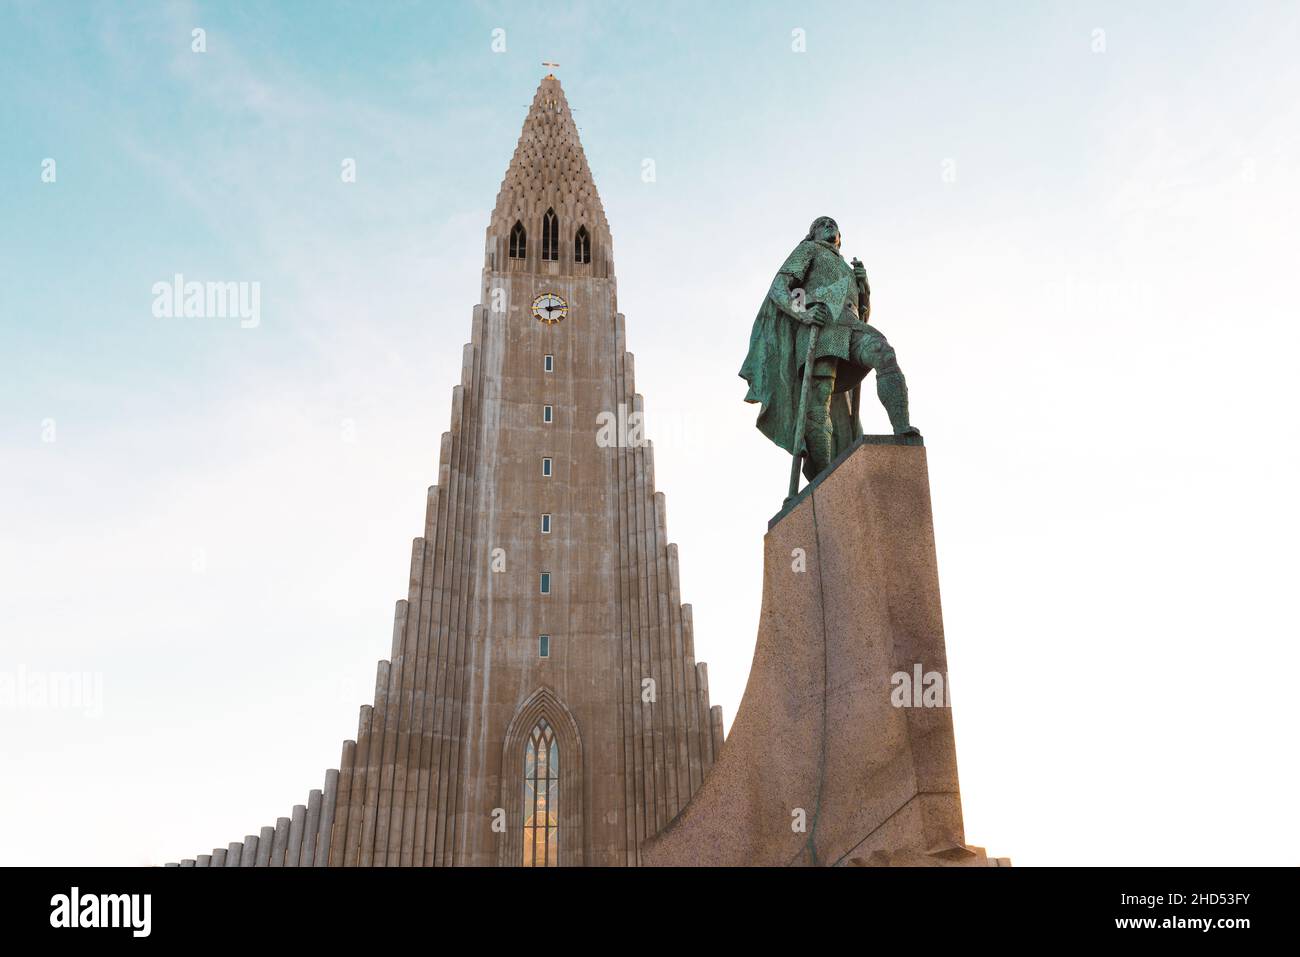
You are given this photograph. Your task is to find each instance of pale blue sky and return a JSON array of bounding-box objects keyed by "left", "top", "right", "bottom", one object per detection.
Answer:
[{"left": 2, "top": 1, "right": 1298, "bottom": 866}]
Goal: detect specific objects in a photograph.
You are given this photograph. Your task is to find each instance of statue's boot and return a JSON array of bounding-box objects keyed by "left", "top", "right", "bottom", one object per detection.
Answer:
[
  {"left": 876, "top": 370, "right": 921, "bottom": 437},
  {"left": 804, "top": 422, "right": 835, "bottom": 482}
]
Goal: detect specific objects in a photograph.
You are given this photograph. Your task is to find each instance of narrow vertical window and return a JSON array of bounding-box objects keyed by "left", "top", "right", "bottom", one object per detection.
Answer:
[
  {"left": 541, "top": 208, "right": 559, "bottom": 262},
  {"left": 574, "top": 225, "right": 590, "bottom": 264},
  {"left": 544, "top": 354, "right": 554, "bottom": 372},
  {"left": 509, "top": 220, "right": 527, "bottom": 259},
  {"left": 540, "top": 513, "right": 551, "bottom": 534},
  {"left": 522, "top": 719, "right": 559, "bottom": 866},
  {"left": 542, "top": 457, "right": 552, "bottom": 477},
  {"left": 540, "top": 572, "right": 551, "bottom": 594},
  {"left": 538, "top": 635, "right": 550, "bottom": 658},
  {"left": 543, "top": 405, "right": 553, "bottom": 423}
]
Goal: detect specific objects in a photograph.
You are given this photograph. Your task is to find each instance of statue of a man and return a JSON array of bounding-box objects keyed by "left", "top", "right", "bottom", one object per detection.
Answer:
[{"left": 739, "top": 215, "right": 919, "bottom": 482}]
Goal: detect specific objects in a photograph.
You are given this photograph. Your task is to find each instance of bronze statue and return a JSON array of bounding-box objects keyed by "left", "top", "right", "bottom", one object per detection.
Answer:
[{"left": 739, "top": 216, "right": 919, "bottom": 496}]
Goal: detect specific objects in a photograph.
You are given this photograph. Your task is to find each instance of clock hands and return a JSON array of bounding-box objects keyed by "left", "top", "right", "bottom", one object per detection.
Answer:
[{"left": 533, "top": 295, "right": 567, "bottom": 321}]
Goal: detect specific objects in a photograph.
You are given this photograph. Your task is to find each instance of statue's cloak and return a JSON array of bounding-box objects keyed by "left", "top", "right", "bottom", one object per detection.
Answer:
[{"left": 739, "top": 243, "right": 865, "bottom": 462}]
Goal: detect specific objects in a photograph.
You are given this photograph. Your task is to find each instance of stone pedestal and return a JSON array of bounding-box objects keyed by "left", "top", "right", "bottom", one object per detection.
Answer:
[{"left": 642, "top": 438, "right": 1004, "bottom": 866}]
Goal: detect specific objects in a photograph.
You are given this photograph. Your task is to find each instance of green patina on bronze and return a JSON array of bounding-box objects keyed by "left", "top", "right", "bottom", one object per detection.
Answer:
[{"left": 739, "top": 216, "right": 920, "bottom": 493}]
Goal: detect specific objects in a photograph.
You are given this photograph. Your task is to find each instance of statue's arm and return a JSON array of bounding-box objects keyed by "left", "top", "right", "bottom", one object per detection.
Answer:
[{"left": 767, "top": 245, "right": 814, "bottom": 321}]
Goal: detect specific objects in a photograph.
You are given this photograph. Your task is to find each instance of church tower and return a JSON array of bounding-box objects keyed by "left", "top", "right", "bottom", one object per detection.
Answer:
[
  {"left": 166, "top": 75, "right": 722, "bottom": 869},
  {"left": 443, "top": 72, "right": 724, "bottom": 866}
]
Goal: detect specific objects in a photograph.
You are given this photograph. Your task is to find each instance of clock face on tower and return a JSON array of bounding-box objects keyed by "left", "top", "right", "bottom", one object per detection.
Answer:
[{"left": 531, "top": 292, "right": 568, "bottom": 325}]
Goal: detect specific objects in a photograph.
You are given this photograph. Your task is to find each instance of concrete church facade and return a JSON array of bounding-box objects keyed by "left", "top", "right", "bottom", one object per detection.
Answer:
[{"left": 167, "top": 75, "right": 722, "bottom": 868}]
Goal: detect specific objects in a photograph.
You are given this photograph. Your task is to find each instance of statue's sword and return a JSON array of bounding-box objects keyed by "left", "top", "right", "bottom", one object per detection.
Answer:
[
  {"left": 787, "top": 321, "right": 821, "bottom": 503},
  {"left": 849, "top": 258, "right": 866, "bottom": 435}
]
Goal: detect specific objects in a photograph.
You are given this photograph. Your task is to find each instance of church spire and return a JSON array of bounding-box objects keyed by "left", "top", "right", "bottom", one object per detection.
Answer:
[{"left": 486, "top": 75, "right": 611, "bottom": 277}]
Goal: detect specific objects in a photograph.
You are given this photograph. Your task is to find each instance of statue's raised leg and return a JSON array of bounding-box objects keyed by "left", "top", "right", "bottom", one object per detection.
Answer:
[
  {"left": 850, "top": 328, "right": 920, "bottom": 438},
  {"left": 876, "top": 370, "right": 919, "bottom": 437}
]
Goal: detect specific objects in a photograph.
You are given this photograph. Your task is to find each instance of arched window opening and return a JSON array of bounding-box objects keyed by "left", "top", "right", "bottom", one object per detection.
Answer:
[
  {"left": 574, "top": 225, "right": 591, "bottom": 264},
  {"left": 509, "top": 220, "right": 527, "bottom": 259},
  {"left": 523, "top": 719, "right": 559, "bottom": 866},
  {"left": 541, "top": 208, "right": 559, "bottom": 262}
]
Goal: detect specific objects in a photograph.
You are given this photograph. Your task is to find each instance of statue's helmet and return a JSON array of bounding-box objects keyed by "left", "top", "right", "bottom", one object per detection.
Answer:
[{"left": 806, "top": 216, "right": 840, "bottom": 245}]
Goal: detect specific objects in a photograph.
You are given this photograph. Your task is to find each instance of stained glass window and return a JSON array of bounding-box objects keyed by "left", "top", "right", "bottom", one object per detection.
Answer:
[{"left": 522, "top": 719, "right": 559, "bottom": 866}]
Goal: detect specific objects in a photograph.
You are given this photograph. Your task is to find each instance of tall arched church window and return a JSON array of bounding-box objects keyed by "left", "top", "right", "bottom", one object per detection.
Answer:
[
  {"left": 522, "top": 718, "right": 559, "bottom": 866},
  {"left": 541, "top": 208, "right": 559, "bottom": 262},
  {"left": 509, "top": 221, "right": 527, "bottom": 259},
  {"left": 574, "top": 225, "right": 591, "bottom": 264}
]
